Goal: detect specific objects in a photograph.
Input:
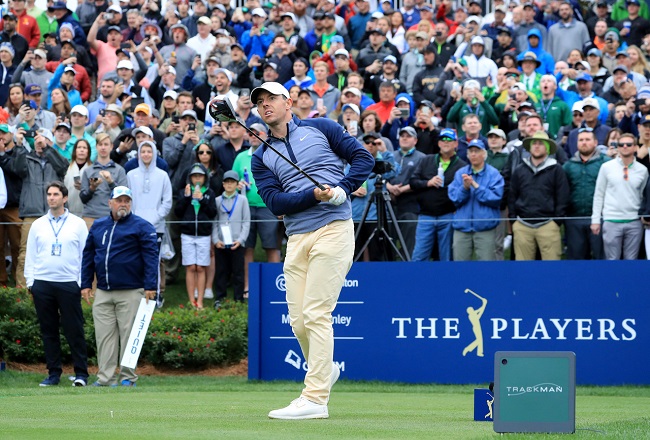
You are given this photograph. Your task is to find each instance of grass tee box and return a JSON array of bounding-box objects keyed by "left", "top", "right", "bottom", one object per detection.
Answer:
[{"left": 494, "top": 351, "right": 576, "bottom": 434}]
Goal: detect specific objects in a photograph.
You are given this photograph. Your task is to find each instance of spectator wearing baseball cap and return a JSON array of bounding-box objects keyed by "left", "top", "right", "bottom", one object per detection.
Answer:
[
  {"left": 46, "top": 62, "right": 82, "bottom": 110},
  {"left": 240, "top": 7, "right": 274, "bottom": 60},
  {"left": 187, "top": 15, "right": 217, "bottom": 62},
  {"left": 409, "top": 127, "right": 466, "bottom": 262},
  {"left": 565, "top": 97, "right": 611, "bottom": 157},
  {"left": 17, "top": 84, "right": 57, "bottom": 132},
  {"left": 0, "top": 12, "right": 29, "bottom": 63},
  {"left": 12, "top": 49, "right": 53, "bottom": 102},
  {"left": 155, "top": 24, "right": 197, "bottom": 87},
  {"left": 87, "top": 11, "right": 125, "bottom": 83},
  {"left": 115, "top": 58, "right": 155, "bottom": 110},
  {"left": 357, "top": 26, "right": 397, "bottom": 77},
  {"left": 447, "top": 137, "right": 504, "bottom": 261},
  {"left": 42, "top": 40, "right": 92, "bottom": 103}
]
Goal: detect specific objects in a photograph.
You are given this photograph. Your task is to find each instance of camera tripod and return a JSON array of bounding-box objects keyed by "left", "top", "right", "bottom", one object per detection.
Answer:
[{"left": 354, "top": 175, "right": 411, "bottom": 262}]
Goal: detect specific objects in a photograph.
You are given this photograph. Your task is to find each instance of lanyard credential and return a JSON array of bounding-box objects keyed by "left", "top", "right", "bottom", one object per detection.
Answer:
[
  {"left": 49, "top": 215, "right": 69, "bottom": 243},
  {"left": 221, "top": 195, "right": 239, "bottom": 222}
]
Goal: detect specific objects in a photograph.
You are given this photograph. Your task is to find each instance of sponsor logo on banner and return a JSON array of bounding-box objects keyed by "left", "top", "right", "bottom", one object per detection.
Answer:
[
  {"left": 275, "top": 274, "right": 359, "bottom": 292},
  {"left": 284, "top": 350, "right": 345, "bottom": 372},
  {"left": 506, "top": 383, "right": 563, "bottom": 396},
  {"left": 391, "top": 288, "right": 637, "bottom": 353}
]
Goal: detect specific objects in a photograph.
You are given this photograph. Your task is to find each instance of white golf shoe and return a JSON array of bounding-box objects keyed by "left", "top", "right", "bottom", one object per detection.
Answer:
[
  {"left": 327, "top": 362, "right": 340, "bottom": 402},
  {"left": 268, "top": 397, "right": 328, "bottom": 420}
]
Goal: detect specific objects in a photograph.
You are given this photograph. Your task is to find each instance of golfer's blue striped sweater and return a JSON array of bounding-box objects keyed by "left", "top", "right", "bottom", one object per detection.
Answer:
[{"left": 252, "top": 116, "right": 374, "bottom": 236}]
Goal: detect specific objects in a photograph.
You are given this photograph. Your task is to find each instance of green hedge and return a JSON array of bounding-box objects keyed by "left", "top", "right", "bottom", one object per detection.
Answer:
[{"left": 0, "top": 287, "right": 248, "bottom": 369}]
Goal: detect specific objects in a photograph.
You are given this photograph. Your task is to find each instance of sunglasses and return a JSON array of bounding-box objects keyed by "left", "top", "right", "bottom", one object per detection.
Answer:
[
  {"left": 578, "top": 127, "right": 594, "bottom": 133},
  {"left": 440, "top": 137, "right": 455, "bottom": 142},
  {"left": 618, "top": 142, "right": 635, "bottom": 147},
  {"left": 198, "top": 150, "right": 212, "bottom": 155}
]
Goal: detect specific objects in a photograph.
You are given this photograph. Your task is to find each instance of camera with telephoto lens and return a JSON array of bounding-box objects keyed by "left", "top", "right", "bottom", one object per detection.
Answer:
[{"left": 372, "top": 159, "right": 393, "bottom": 175}]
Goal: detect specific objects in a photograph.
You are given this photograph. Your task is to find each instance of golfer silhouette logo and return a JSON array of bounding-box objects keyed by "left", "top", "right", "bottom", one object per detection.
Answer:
[{"left": 462, "top": 289, "right": 488, "bottom": 357}]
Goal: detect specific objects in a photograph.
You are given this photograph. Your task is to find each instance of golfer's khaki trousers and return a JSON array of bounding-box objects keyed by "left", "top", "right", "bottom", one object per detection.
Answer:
[{"left": 283, "top": 219, "right": 354, "bottom": 405}]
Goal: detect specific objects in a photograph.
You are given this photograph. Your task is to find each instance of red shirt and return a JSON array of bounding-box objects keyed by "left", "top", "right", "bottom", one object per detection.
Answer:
[
  {"left": 14, "top": 10, "right": 40, "bottom": 48},
  {"left": 366, "top": 101, "right": 395, "bottom": 124}
]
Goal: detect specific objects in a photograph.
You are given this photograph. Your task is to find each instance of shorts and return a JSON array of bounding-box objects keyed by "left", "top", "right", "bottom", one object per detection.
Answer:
[
  {"left": 181, "top": 234, "right": 211, "bottom": 266},
  {"left": 245, "top": 206, "right": 280, "bottom": 249}
]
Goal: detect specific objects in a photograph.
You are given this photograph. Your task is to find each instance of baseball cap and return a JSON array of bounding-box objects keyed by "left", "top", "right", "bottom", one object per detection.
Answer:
[
  {"left": 415, "top": 31, "right": 429, "bottom": 40},
  {"left": 181, "top": 109, "right": 198, "bottom": 120},
  {"left": 396, "top": 96, "right": 410, "bottom": 105},
  {"left": 111, "top": 186, "right": 133, "bottom": 199},
  {"left": 63, "top": 65, "right": 76, "bottom": 75},
  {"left": 25, "top": 84, "right": 42, "bottom": 96},
  {"left": 0, "top": 124, "right": 9, "bottom": 133},
  {"left": 487, "top": 128, "right": 506, "bottom": 140},
  {"left": 2, "top": 12, "right": 16, "bottom": 20},
  {"left": 70, "top": 105, "right": 88, "bottom": 116},
  {"left": 214, "top": 68, "right": 233, "bottom": 82},
  {"left": 230, "top": 43, "right": 244, "bottom": 52},
  {"left": 251, "top": 7, "right": 267, "bottom": 17},
  {"left": 399, "top": 126, "right": 417, "bottom": 138},
  {"left": 107, "top": 25, "right": 122, "bottom": 33},
  {"left": 344, "top": 87, "right": 362, "bottom": 97},
  {"left": 383, "top": 55, "right": 397, "bottom": 64},
  {"left": 197, "top": 16, "right": 212, "bottom": 25},
  {"left": 281, "top": 12, "right": 296, "bottom": 21},
  {"left": 616, "top": 51, "right": 630, "bottom": 58},
  {"left": 495, "top": 4, "right": 507, "bottom": 12},
  {"left": 369, "top": 28, "right": 385, "bottom": 36},
  {"left": 189, "top": 163, "right": 207, "bottom": 175},
  {"left": 33, "top": 49, "right": 47, "bottom": 59},
  {"left": 581, "top": 97, "right": 600, "bottom": 111},
  {"left": 605, "top": 30, "right": 620, "bottom": 41},
  {"left": 571, "top": 102, "right": 584, "bottom": 113},
  {"left": 107, "top": 4, "right": 122, "bottom": 13},
  {"left": 641, "top": 114, "right": 650, "bottom": 124},
  {"left": 105, "top": 104, "right": 124, "bottom": 121},
  {"left": 468, "top": 139, "right": 486, "bottom": 150},
  {"left": 251, "top": 82, "right": 290, "bottom": 104},
  {"left": 170, "top": 23, "right": 190, "bottom": 36},
  {"left": 334, "top": 48, "right": 350, "bottom": 59},
  {"left": 223, "top": 170, "right": 240, "bottom": 181},
  {"left": 50, "top": 1, "right": 68, "bottom": 9},
  {"left": 166, "top": 65, "right": 177, "bottom": 76},
  {"left": 439, "top": 128, "right": 457, "bottom": 141},
  {"left": 55, "top": 121, "right": 72, "bottom": 132},
  {"left": 132, "top": 126, "right": 154, "bottom": 137},
  {"left": 370, "top": 11, "right": 384, "bottom": 19},
  {"left": 519, "top": 101, "right": 535, "bottom": 109},
  {"left": 342, "top": 103, "right": 360, "bottom": 115},
  {"left": 331, "top": 35, "right": 345, "bottom": 44},
  {"left": 587, "top": 48, "right": 602, "bottom": 57},
  {"left": 362, "top": 131, "right": 381, "bottom": 142},
  {"left": 497, "top": 26, "right": 512, "bottom": 36},
  {"left": 464, "top": 79, "right": 481, "bottom": 90},
  {"left": 576, "top": 72, "right": 593, "bottom": 82},
  {"left": 249, "top": 123, "right": 268, "bottom": 134},
  {"left": 466, "top": 15, "right": 481, "bottom": 24},
  {"left": 163, "top": 90, "right": 178, "bottom": 100},
  {"left": 613, "top": 64, "right": 629, "bottom": 74},
  {"left": 134, "top": 103, "right": 152, "bottom": 116},
  {"left": 117, "top": 60, "right": 134, "bottom": 70},
  {"left": 263, "top": 62, "right": 278, "bottom": 71},
  {"left": 470, "top": 36, "right": 485, "bottom": 46}
]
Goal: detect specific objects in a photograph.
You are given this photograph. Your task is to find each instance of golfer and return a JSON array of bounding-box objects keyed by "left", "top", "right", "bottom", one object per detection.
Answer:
[{"left": 251, "top": 82, "right": 374, "bottom": 419}]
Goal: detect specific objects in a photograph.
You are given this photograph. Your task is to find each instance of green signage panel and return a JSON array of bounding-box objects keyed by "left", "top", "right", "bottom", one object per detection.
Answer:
[{"left": 494, "top": 351, "right": 575, "bottom": 433}]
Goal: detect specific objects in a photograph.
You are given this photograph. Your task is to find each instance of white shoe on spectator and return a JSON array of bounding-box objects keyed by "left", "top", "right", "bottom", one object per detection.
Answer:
[
  {"left": 204, "top": 288, "right": 214, "bottom": 299},
  {"left": 268, "top": 396, "right": 328, "bottom": 420},
  {"left": 503, "top": 235, "right": 512, "bottom": 251}
]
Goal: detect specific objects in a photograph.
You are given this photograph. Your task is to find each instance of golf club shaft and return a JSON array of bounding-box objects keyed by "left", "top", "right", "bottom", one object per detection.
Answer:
[{"left": 236, "top": 120, "right": 327, "bottom": 191}]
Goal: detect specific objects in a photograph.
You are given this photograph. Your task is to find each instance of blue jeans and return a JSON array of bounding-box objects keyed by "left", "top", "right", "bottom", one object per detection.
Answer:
[{"left": 411, "top": 213, "right": 454, "bottom": 261}]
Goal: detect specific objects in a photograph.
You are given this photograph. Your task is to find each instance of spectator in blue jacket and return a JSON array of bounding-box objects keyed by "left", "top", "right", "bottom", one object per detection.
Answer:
[
  {"left": 47, "top": 64, "right": 82, "bottom": 109},
  {"left": 81, "top": 186, "right": 159, "bottom": 387},
  {"left": 448, "top": 139, "right": 504, "bottom": 261},
  {"left": 241, "top": 8, "right": 274, "bottom": 59}
]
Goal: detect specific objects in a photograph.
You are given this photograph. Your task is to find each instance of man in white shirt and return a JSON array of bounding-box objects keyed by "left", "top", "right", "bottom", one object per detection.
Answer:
[
  {"left": 187, "top": 16, "right": 216, "bottom": 62},
  {"left": 25, "top": 181, "right": 90, "bottom": 387}
]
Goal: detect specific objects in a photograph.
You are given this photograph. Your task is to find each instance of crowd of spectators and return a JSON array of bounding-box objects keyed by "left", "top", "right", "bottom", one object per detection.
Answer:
[{"left": 2, "top": 0, "right": 650, "bottom": 304}]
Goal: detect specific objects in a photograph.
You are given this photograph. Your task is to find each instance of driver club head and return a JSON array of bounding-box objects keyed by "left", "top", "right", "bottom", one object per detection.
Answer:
[{"left": 208, "top": 96, "right": 240, "bottom": 123}]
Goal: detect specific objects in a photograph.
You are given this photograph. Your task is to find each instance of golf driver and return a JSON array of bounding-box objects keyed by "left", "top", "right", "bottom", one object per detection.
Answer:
[{"left": 208, "top": 96, "right": 326, "bottom": 191}]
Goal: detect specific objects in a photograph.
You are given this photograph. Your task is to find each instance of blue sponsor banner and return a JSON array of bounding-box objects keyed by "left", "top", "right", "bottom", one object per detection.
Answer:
[{"left": 248, "top": 261, "right": 649, "bottom": 385}]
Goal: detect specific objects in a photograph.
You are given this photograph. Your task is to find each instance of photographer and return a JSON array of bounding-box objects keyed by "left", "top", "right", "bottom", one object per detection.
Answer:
[
  {"left": 447, "top": 79, "right": 499, "bottom": 138},
  {"left": 351, "top": 132, "right": 397, "bottom": 261}
]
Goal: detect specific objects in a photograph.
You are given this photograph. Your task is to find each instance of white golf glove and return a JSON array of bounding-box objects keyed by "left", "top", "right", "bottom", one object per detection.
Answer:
[{"left": 328, "top": 186, "right": 347, "bottom": 205}]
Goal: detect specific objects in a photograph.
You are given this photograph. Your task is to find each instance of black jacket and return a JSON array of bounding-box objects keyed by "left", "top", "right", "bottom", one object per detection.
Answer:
[
  {"left": 409, "top": 153, "right": 466, "bottom": 217},
  {"left": 174, "top": 184, "right": 218, "bottom": 237},
  {"left": 508, "top": 158, "right": 570, "bottom": 224},
  {"left": 412, "top": 64, "right": 443, "bottom": 105},
  {"left": 0, "top": 147, "right": 22, "bottom": 208}
]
